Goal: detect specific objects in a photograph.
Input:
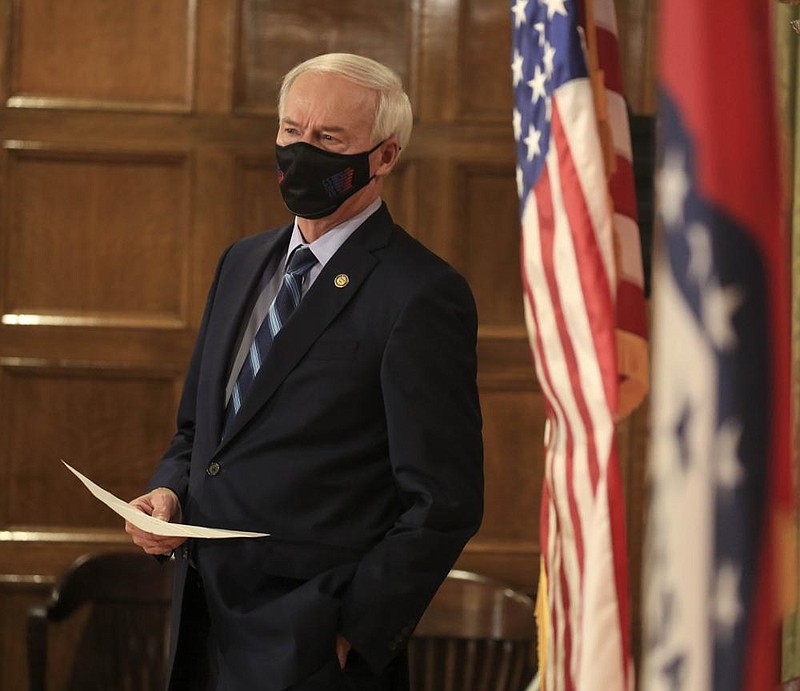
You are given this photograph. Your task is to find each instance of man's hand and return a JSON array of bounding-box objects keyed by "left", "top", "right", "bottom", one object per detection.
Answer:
[
  {"left": 125, "top": 487, "right": 186, "bottom": 556},
  {"left": 335, "top": 634, "right": 351, "bottom": 669}
]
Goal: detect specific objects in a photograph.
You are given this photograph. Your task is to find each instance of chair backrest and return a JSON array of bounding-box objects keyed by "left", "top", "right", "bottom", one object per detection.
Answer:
[
  {"left": 409, "top": 569, "right": 536, "bottom": 691},
  {"left": 27, "top": 551, "right": 174, "bottom": 691}
]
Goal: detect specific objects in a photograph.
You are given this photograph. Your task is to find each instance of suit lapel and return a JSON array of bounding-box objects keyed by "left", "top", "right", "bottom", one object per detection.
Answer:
[
  {"left": 214, "top": 205, "right": 394, "bottom": 453},
  {"left": 205, "top": 226, "right": 292, "bottom": 446}
]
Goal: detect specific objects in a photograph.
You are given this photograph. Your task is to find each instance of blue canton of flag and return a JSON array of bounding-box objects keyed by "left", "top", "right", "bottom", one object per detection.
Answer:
[{"left": 511, "top": 0, "right": 587, "bottom": 210}]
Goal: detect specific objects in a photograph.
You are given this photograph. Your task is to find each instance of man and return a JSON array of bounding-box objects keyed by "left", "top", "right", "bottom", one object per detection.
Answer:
[{"left": 126, "top": 53, "right": 483, "bottom": 691}]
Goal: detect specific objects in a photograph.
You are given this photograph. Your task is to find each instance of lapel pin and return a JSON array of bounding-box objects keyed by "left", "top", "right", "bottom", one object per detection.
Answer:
[{"left": 334, "top": 273, "right": 350, "bottom": 289}]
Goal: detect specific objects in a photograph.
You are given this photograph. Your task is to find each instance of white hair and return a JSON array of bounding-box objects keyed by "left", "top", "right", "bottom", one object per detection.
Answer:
[{"left": 278, "top": 53, "right": 413, "bottom": 151}]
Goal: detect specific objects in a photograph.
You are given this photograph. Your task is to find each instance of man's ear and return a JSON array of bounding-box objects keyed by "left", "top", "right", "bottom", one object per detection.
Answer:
[{"left": 373, "top": 138, "right": 401, "bottom": 178}]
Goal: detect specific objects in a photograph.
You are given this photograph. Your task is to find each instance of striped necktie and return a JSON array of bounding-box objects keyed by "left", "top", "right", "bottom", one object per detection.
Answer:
[{"left": 222, "top": 246, "right": 317, "bottom": 438}]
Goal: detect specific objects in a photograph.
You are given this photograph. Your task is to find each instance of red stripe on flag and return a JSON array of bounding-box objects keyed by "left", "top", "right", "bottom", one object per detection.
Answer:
[
  {"left": 533, "top": 151, "right": 600, "bottom": 500},
  {"left": 551, "top": 102, "right": 618, "bottom": 415},
  {"left": 520, "top": 226, "right": 577, "bottom": 690},
  {"left": 594, "top": 26, "right": 624, "bottom": 94},
  {"left": 552, "top": 99, "right": 631, "bottom": 689},
  {"left": 528, "top": 163, "right": 588, "bottom": 575},
  {"left": 608, "top": 155, "right": 638, "bottom": 221},
  {"left": 616, "top": 280, "right": 647, "bottom": 336},
  {"left": 557, "top": 521, "right": 576, "bottom": 691}
]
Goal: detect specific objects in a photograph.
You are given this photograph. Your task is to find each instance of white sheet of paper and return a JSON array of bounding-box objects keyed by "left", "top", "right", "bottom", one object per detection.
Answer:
[{"left": 62, "top": 460, "right": 268, "bottom": 539}]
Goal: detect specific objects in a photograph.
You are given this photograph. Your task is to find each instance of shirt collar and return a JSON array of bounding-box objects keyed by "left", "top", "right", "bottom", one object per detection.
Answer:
[{"left": 287, "top": 197, "right": 382, "bottom": 269}]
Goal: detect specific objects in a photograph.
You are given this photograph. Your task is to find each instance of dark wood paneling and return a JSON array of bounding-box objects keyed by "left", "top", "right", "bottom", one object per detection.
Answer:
[
  {"left": 0, "top": 531, "right": 132, "bottom": 575},
  {"left": 0, "top": 360, "right": 180, "bottom": 529},
  {"left": 456, "top": 163, "right": 524, "bottom": 329},
  {"left": 234, "top": 0, "right": 413, "bottom": 115},
  {"left": 459, "top": 0, "right": 513, "bottom": 122},
  {"left": 0, "top": 577, "right": 52, "bottom": 691},
  {"left": 6, "top": 0, "right": 197, "bottom": 112},
  {"left": 234, "top": 155, "right": 293, "bottom": 238},
  {"left": 2, "top": 144, "right": 193, "bottom": 329},
  {"left": 478, "top": 389, "right": 545, "bottom": 549},
  {"left": 376, "top": 159, "right": 419, "bottom": 238},
  {"left": 614, "top": 0, "right": 657, "bottom": 114}
]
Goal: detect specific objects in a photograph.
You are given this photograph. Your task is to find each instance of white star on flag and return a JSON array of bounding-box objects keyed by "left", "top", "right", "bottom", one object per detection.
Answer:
[
  {"left": 703, "top": 279, "right": 743, "bottom": 351},
  {"left": 524, "top": 124, "right": 542, "bottom": 160},
  {"left": 713, "top": 563, "right": 743, "bottom": 642},
  {"left": 715, "top": 419, "right": 745, "bottom": 491},
  {"left": 534, "top": 21, "right": 546, "bottom": 47},
  {"left": 512, "top": 49, "right": 525, "bottom": 86},
  {"left": 541, "top": 0, "right": 568, "bottom": 21},
  {"left": 513, "top": 108, "right": 522, "bottom": 140},
  {"left": 528, "top": 65, "right": 548, "bottom": 103},
  {"left": 543, "top": 42, "right": 556, "bottom": 77},
  {"left": 512, "top": 0, "right": 528, "bottom": 27},
  {"left": 657, "top": 148, "right": 690, "bottom": 228},
  {"left": 686, "top": 222, "right": 712, "bottom": 284}
]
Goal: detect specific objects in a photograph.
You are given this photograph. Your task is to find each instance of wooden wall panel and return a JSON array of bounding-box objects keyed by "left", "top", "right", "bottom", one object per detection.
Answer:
[
  {"left": 6, "top": 0, "right": 197, "bottom": 112},
  {"left": 614, "top": 0, "right": 657, "bottom": 113},
  {"left": 235, "top": 156, "right": 291, "bottom": 238},
  {"left": 0, "top": 360, "right": 180, "bottom": 529},
  {"left": 377, "top": 159, "right": 418, "bottom": 237},
  {"left": 456, "top": 164, "right": 524, "bottom": 330},
  {"left": 2, "top": 145, "right": 192, "bottom": 328},
  {"left": 459, "top": 0, "right": 513, "bottom": 122},
  {"left": 460, "top": 388, "right": 544, "bottom": 588},
  {"left": 0, "top": 578, "right": 52, "bottom": 691},
  {"left": 234, "top": 0, "right": 413, "bottom": 115}
]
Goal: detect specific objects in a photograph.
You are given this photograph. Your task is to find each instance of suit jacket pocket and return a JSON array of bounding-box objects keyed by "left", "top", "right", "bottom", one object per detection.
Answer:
[{"left": 305, "top": 338, "right": 359, "bottom": 361}]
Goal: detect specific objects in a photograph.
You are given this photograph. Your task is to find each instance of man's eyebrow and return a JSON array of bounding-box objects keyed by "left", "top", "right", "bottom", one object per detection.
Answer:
[{"left": 280, "top": 117, "right": 345, "bottom": 133}]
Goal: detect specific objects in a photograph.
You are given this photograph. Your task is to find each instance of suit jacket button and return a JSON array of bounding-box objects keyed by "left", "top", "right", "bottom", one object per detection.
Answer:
[{"left": 206, "top": 461, "right": 221, "bottom": 476}]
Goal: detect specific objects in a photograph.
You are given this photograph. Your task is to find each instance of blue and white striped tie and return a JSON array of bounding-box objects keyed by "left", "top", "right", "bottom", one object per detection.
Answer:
[{"left": 222, "top": 246, "right": 317, "bottom": 438}]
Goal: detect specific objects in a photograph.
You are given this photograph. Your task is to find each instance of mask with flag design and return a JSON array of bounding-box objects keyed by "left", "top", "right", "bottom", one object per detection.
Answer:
[{"left": 275, "top": 140, "right": 383, "bottom": 219}]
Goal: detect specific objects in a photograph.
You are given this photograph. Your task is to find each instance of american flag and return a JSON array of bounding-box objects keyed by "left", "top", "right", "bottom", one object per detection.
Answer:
[
  {"left": 588, "top": 0, "right": 649, "bottom": 419},
  {"left": 511, "top": 0, "right": 643, "bottom": 689},
  {"left": 641, "top": 1, "right": 794, "bottom": 690}
]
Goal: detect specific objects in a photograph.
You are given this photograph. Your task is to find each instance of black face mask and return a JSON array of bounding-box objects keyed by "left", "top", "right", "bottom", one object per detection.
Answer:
[{"left": 275, "top": 140, "right": 383, "bottom": 219}]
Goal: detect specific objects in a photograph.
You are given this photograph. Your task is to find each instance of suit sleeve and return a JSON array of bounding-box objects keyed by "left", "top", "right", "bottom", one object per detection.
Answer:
[
  {"left": 339, "top": 267, "right": 484, "bottom": 671},
  {"left": 146, "top": 246, "right": 231, "bottom": 504}
]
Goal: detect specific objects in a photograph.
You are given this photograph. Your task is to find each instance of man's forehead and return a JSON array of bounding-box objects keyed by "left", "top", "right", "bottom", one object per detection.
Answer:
[{"left": 287, "top": 72, "right": 376, "bottom": 109}]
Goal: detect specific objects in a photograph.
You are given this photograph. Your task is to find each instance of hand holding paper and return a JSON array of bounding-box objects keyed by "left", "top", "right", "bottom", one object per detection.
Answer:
[{"left": 62, "top": 460, "right": 268, "bottom": 539}]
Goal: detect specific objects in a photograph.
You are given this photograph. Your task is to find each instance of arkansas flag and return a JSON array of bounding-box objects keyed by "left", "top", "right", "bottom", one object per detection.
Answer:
[
  {"left": 511, "top": 0, "right": 647, "bottom": 689},
  {"left": 642, "top": 1, "right": 794, "bottom": 690}
]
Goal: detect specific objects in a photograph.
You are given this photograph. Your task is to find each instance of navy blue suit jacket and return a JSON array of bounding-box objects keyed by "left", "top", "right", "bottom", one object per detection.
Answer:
[{"left": 148, "top": 204, "right": 484, "bottom": 690}]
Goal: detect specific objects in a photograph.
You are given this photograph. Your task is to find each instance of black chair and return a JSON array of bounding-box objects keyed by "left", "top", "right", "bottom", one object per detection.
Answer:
[
  {"left": 409, "top": 569, "right": 537, "bottom": 691},
  {"left": 27, "top": 551, "right": 174, "bottom": 691}
]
